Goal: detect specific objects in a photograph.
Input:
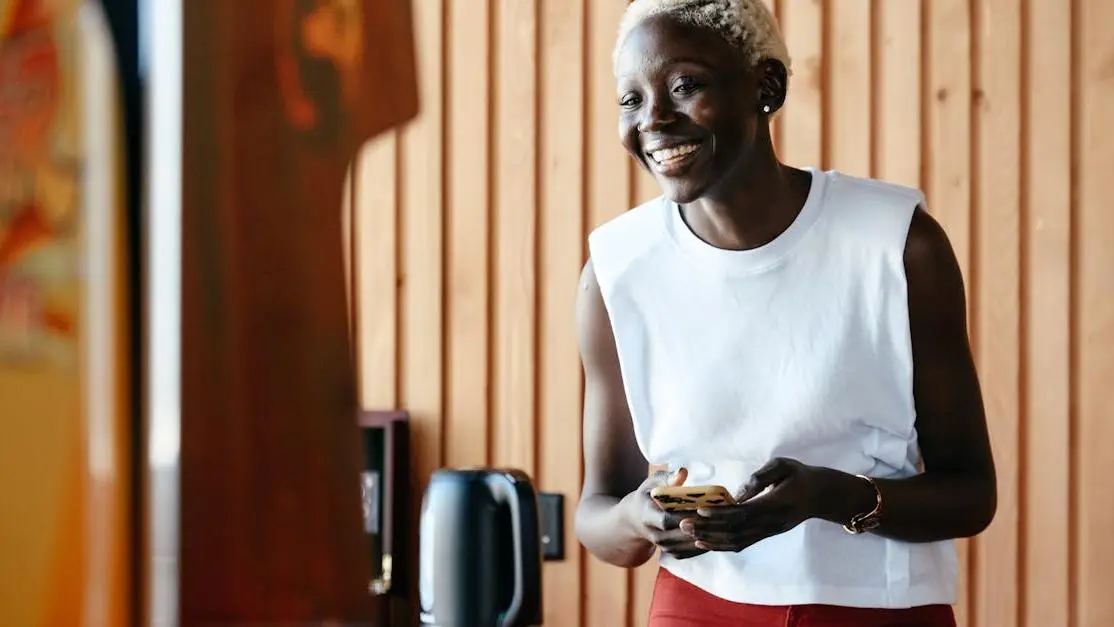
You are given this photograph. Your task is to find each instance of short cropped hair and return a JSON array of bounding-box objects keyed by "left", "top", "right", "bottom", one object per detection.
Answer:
[{"left": 613, "top": 0, "right": 792, "bottom": 76}]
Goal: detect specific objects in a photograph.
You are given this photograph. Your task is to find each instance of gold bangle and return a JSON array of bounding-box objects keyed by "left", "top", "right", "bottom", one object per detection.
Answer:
[{"left": 843, "top": 474, "right": 882, "bottom": 535}]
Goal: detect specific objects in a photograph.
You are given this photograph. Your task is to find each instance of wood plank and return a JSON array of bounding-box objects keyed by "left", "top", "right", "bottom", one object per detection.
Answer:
[
  {"left": 491, "top": 0, "right": 538, "bottom": 476},
  {"left": 1021, "top": 1, "right": 1072, "bottom": 624},
  {"left": 925, "top": 1, "right": 974, "bottom": 623},
  {"left": 873, "top": 0, "right": 921, "bottom": 187},
  {"left": 585, "top": 0, "right": 634, "bottom": 624},
  {"left": 399, "top": 0, "right": 446, "bottom": 485},
  {"left": 538, "top": 2, "right": 586, "bottom": 624},
  {"left": 355, "top": 136, "right": 400, "bottom": 409},
  {"left": 826, "top": 0, "right": 871, "bottom": 176},
  {"left": 925, "top": 0, "right": 973, "bottom": 279},
  {"left": 587, "top": 2, "right": 635, "bottom": 231},
  {"left": 971, "top": 1, "right": 1022, "bottom": 625},
  {"left": 778, "top": 0, "right": 824, "bottom": 167},
  {"left": 397, "top": 2, "right": 446, "bottom": 615},
  {"left": 343, "top": 167, "right": 354, "bottom": 336},
  {"left": 444, "top": 0, "right": 491, "bottom": 469},
  {"left": 1074, "top": 0, "right": 1114, "bottom": 625}
]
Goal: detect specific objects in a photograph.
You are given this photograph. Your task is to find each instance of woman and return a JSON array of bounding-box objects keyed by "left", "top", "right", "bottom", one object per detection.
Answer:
[{"left": 574, "top": 1, "right": 996, "bottom": 625}]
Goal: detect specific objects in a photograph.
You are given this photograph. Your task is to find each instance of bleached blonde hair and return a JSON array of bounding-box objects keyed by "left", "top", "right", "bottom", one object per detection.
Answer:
[{"left": 613, "top": 0, "right": 792, "bottom": 76}]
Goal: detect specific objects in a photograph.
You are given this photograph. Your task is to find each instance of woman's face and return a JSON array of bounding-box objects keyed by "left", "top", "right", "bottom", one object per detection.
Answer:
[{"left": 614, "top": 15, "right": 760, "bottom": 204}]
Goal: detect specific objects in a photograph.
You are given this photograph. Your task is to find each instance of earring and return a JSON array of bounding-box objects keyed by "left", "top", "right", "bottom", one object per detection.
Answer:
[{"left": 762, "top": 104, "right": 771, "bottom": 114}]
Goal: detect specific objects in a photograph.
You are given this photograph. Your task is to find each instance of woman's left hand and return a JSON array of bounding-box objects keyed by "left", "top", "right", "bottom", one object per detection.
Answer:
[{"left": 681, "top": 458, "right": 833, "bottom": 552}]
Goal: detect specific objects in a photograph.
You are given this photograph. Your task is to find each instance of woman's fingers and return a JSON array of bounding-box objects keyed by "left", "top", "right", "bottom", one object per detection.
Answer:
[
  {"left": 649, "top": 526, "right": 694, "bottom": 546},
  {"left": 693, "top": 539, "right": 738, "bottom": 552},
  {"left": 737, "top": 457, "right": 799, "bottom": 501},
  {"left": 692, "top": 530, "right": 768, "bottom": 552},
  {"left": 669, "top": 467, "right": 688, "bottom": 486},
  {"left": 657, "top": 533, "right": 706, "bottom": 559},
  {"left": 683, "top": 511, "right": 742, "bottom": 532}
]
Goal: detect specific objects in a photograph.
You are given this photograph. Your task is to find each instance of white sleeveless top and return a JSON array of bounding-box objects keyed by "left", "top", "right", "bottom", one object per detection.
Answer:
[{"left": 587, "top": 168, "right": 957, "bottom": 609}]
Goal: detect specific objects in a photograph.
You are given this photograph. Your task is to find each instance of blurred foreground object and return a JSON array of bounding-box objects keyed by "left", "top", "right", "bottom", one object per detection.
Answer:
[
  {"left": 146, "top": 0, "right": 418, "bottom": 625},
  {"left": 0, "top": 0, "right": 132, "bottom": 625}
]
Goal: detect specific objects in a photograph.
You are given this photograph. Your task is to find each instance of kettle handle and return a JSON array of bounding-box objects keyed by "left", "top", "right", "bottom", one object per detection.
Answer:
[{"left": 487, "top": 472, "right": 540, "bottom": 627}]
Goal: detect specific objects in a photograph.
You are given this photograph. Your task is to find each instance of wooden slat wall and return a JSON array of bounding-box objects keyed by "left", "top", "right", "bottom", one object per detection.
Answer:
[{"left": 349, "top": 1, "right": 1114, "bottom": 625}]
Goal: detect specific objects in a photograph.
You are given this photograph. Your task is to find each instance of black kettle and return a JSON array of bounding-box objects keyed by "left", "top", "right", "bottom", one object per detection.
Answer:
[{"left": 418, "top": 468, "right": 543, "bottom": 627}]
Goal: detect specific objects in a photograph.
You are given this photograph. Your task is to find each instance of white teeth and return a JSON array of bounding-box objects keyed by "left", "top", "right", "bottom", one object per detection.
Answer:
[{"left": 651, "top": 143, "right": 700, "bottom": 165}]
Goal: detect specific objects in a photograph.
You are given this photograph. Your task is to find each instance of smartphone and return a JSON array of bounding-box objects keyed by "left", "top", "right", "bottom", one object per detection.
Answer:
[{"left": 650, "top": 484, "right": 736, "bottom": 512}]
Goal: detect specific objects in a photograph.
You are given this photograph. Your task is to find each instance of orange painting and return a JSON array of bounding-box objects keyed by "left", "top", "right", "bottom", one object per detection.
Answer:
[{"left": 0, "top": 0, "right": 80, "bottom": 366}]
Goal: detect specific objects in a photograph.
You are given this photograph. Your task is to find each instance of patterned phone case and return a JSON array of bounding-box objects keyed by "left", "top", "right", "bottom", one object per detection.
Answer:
[{"left": 650, "top": 485, "right": 736, "bottom": 511}]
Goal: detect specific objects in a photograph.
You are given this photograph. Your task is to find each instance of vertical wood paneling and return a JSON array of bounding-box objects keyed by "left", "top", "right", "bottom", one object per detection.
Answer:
[
  {"left": 1074, "top": 1, "right": 1114, "bottom": 625},
  {"left": 492, "top": 0, "right": 538, "bottom": 474},
  {"left": 398, "top": 0, "right": 445, "bottom": 487},
  {"left": 1022, "top": 1, "right": 1073, "bottom": 625},
  {"left": 925, "top": 0, "right": 973, "bottom": 279},
  {"left": 778, "top": 0, "right": 823, "bottom": 166},
  {"left": 873, "top": 0, "right": 921, "bottom": 188},
  {"left": 537, "top": 2, "right": 585, "bottom": 624},
  {"left": 355, "top": 136, "right": 400, "bottom": 409},
  {"left": 585, "top": 2, "right": 634, "bottom": 626},
  {"left": 826, "top": 0, "right": 872, "bottom": 176},
  {"left": 971, "top": 1, "right": 1022, "bottom": 626},
  {"left": 444, "top": 0, "right": 491, "bottom": 469},
  {"left": 348, "top": 2, "right": 1114, "bottom": 625}
]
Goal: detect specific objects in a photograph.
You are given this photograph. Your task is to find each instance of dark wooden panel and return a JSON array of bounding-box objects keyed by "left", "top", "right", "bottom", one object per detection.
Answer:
[{"left": 179, "top": 1, "right": 417, "bottom": 624}]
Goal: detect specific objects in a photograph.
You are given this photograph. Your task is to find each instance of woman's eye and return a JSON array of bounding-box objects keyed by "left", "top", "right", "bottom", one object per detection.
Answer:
[
  {"left": 619, "top": 93, "right": 642, "bottom": 108},
  {"left": 673, "top": 78, "right": 700, "bottom": 95}
]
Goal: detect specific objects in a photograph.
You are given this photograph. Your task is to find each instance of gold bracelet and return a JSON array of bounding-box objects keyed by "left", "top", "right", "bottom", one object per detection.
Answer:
[{"left": 843, "top": 474, "right": 882, "bottom": 535}]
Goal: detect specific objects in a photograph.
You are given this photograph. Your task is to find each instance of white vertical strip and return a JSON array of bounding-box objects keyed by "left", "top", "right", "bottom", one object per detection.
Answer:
[
  {"left": 79, "top": 5, "right": 118, "bottom": 625},
  {"left": 143, "top": 0, "right": 182, "bottom": 624}
]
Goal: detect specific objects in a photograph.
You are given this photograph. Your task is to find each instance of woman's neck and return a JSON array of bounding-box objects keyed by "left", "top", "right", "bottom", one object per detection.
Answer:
[{"left": 681, "top": 139, "right": 808, "bottom": 252}]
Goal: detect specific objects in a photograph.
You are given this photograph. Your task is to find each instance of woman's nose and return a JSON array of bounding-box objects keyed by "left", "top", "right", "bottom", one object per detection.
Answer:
[{"left": 637, "top": 97, "right": 677, "bottom": 133}]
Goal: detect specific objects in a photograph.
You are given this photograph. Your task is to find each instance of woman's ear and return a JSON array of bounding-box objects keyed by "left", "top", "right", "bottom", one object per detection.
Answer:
[{"left": 756, "top": 59, "right": 788, "bottom": 115}]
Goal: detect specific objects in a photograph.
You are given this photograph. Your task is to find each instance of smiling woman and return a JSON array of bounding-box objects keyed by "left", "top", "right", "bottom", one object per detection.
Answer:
[{"left": 573, "top": 1, "right": 996, "bottom": 626}]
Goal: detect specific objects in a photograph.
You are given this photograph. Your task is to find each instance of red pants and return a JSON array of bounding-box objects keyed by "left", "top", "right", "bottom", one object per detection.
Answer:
[{"left": 649, "top": 568, "right": 957, "bottom": 627}]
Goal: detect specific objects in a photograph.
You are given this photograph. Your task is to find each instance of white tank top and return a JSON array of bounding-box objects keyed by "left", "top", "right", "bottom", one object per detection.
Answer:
[{"left": 587, "top": 168, "right": 957, "bottom": 609}]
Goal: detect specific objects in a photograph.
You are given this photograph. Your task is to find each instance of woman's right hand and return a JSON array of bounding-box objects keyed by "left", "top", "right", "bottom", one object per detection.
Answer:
[{"left": 623, "top": 467, "right": 706, "bottom": 560}]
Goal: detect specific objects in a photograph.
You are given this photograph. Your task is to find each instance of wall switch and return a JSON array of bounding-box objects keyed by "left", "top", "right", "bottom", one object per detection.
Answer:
[{"left": 538, "top": 492, "right": 565, "bottom": 561}]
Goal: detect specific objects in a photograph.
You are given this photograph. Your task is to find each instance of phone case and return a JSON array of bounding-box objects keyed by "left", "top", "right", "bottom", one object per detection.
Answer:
[{"left": 650, "top": 485, "right": 736, "bottom": 511}]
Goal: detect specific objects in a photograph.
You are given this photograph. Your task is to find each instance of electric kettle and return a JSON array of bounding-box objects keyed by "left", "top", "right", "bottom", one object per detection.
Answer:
[{"left": 418, "top": 468, "right": 543, "bottom": 627}]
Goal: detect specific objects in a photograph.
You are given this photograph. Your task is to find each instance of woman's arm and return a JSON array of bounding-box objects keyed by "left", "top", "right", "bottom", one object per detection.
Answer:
[
  {"left": 575, "top": 260, "right": 697, "bottom": 567},
  {"left": 814, "top": 206, "right": 997, "bottom": 541},
  {"left": 574, "top": 260, "right": 655, "bottom": 567},
  {"left": 685, "top": 207, "right": 997, "bottom": 550}
]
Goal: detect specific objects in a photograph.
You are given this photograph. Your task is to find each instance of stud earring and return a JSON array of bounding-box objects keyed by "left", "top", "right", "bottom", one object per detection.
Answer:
[{"left": 762, "top": 104, "right": 771, "bottom": 114}]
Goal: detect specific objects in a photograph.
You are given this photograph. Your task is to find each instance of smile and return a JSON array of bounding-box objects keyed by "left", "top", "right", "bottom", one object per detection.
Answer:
[{"left": 647, "top": 141, "right": 704, "bottom": 176}]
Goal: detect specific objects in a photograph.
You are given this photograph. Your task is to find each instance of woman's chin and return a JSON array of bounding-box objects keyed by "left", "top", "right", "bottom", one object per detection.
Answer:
[{"left": 658, "top": 179, "right": 709, "bottom": 205}]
